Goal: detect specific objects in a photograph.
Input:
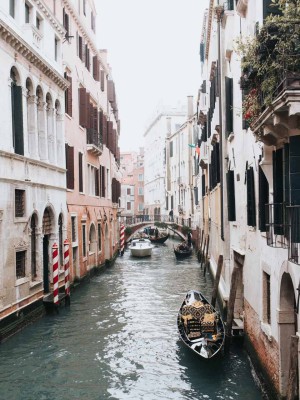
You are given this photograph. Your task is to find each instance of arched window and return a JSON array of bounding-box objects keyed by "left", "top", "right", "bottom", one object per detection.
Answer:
[
  {"left": 58, "top": 213, "right": 63, "bottom": 267},
  {"left": 26, "top": 78, "right": 36, "bottom": 158},
  {"left": 31, "top": 213, "right": 38, "bottom": 279},
  {"left": 10, "top": 68, "right": 24, "bottom": 155},
  {"left": 36, "top": 86, "right": 46, "bottom": 161},
  {"left": 89, "top": 224, "right": 96, "bottom": 254},
  {"left": 46, "top": 93, "right": 55, "bottom": 163}
]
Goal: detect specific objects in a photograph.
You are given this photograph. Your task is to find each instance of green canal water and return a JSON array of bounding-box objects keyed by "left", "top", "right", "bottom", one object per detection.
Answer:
[{"left": 0, "top": 238, "right": 266, "bottom": 399}]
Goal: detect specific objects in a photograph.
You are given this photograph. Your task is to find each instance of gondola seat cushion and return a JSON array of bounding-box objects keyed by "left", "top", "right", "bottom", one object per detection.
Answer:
[{"left": 201, "top": 313, "right": 215, "bottom": 332}]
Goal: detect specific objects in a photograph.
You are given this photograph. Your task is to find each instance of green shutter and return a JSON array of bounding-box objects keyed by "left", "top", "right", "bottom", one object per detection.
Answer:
[
  {"left": 226, "top": 170, "right": 236, "bottom": 221},
  {"left": 12, "top": 85, "right": 24, "bottom": 155},
  {"left": 258, "top": 164, "right": 269, "bottom": 232},
  {"left": 289, "top": 136, "right": 300, "bottom": 205},
  {"left": 247, "top": 167, "right": 256, "bottom": 227},
  {"left": 225, "top": 77, "right": 233, "bottom": 137}
]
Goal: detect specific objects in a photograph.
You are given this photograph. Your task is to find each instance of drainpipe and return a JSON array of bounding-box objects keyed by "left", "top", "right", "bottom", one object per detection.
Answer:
[
  {"left": 215, "top": 3, "right": 224, "bottom": 241},
  {"left": 187, "top": 96, "right": 194, "bottom": 217}
]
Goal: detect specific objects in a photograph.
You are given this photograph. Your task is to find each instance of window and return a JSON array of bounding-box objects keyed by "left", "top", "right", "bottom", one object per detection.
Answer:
[
  {"left": 36, "top": 15, "right": 41, "bottom": 30},
  {"left": 54, "top": 38, "right": 58, "bottom": 61},
  {"left": 138, "top": 174, "right": 144, "bottom": 181},
  {"left": 127, "top": 188, "right": 131, "bottom": 195},
  {"left": 127, "top": 202, "right": 131, "bottom": 211},
  {"left": 30, "top": 215, "right": 37, "bottom": 279},
  {"left": 98, "top": 223, "right": 102, "bottom": 251},
  {"left": 78, "top": 152, "right": 83, "bottom": 192},
  {"left": 91, "top": 12, "right": 95, "bottom": 32},
  {"left": 138, "top": 203, "right": 143, "bottom": 211},
  {"left": 83, "top": 0, "right": 86, "bottom": 15},
  {"left": 138, "top": 187, "right": 143, "bottom": 195},
  {"left": 25, "top": 3, "right": 30, "bottom": 23},
  {"left": 11, "top": 69, "right": 24, "bottom": 156},
  {"left": 71, "top": 216, "right": 77, "bottom": 243},
  {"left": 64, "top": 72, "right": 72, "bottom": 117},
  {"left": 263, "top": 272, "right": 271, "bottom": 324},
  {"left": 15, "top": 189, "right": 25, "bottom": 217},
  {"left": 63, "top": 8, "right": 69, "bottom": 40},
  {"left": 16, "top": 251, "right": 26, "bottom": 279},
  {"left": 82, "top": 224, "right": 86, "bottom": 257},
  {"left": 170, "top": 141, "right": 173, "bottom": 157},
  {"left": 9, "top": 0, "right": 15, "bottom": 18},
  {"left": 87, "top": 164, "right": 99, "bottom": 196},
  {"left": 65, "top": 144, "right": 74, "bottom": 189}
]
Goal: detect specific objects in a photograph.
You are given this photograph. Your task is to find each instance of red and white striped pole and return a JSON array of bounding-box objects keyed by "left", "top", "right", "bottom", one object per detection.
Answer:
[
  {"left": 52, "top": 243, "right": 59, "bottom": 306},
  {"left": 120, "top": 224, "right": 125, "bottom": 256},
  {"left": 64, "top": 239, "right": 70, "bottom": 303}
]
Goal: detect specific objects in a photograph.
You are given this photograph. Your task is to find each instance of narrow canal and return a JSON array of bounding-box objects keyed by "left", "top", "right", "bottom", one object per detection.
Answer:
[{"left": 0, "top": 238, "right": 265, "bottom": 400}]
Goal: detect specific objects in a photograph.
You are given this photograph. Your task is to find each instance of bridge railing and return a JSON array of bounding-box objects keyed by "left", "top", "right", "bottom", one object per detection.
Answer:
[{"left": 119, "top": 215, "right": 191, "bottom": 227}]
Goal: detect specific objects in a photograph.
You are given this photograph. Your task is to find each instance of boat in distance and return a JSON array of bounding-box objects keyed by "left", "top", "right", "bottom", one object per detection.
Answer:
[
  {"left": 174, "top": 242, "right": 193, "bottom": 259},
  {"left": 177, "top": 290, "right": 225, "bottom": 359},
  {"left": 128, "top": 238, "right": 154, "bottom": 257},
  {"left": 143, "top": 226, "right": 169, "bottom": 244}
]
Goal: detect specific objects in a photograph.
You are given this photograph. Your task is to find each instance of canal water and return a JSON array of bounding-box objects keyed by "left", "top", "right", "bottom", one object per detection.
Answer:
[{"left": 0, "top": 238, "right": 265, "bottom": 400}]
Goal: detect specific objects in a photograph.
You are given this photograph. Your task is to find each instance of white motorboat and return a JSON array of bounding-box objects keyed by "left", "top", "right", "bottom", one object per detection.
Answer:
[{"left": 128, "top": 238, "right": 154, "bottom": 257}]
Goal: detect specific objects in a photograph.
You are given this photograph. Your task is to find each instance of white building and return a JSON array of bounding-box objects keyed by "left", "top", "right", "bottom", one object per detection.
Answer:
[
  {"left": 0, "top": 0, "right": 68, "bottom": 329},
  {"left": 144, "top": 106, "right": 186, "bottom": 219}
]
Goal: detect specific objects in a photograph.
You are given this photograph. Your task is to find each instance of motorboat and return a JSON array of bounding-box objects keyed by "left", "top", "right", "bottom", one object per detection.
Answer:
[
  {"left": 128, "top": 238, "right": 154, "bottom": 257},
  {"left": 177, "top": 290, "right": 225, "bottom": 359}
]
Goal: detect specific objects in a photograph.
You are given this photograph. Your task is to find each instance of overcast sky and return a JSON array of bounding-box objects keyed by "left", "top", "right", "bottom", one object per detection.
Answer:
[{"left": 96, "top": 1, "right": 208, "bottom": 152}]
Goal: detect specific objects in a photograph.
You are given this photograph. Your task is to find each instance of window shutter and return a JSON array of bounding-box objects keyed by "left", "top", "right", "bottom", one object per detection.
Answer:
[
  {"left": 258, "top": 163, "right": 269, "bottom": 232},
  {"left": 225, "top": 77, "right": 233, "bottom": 137},
  {"left": 107, "top": 121, "right": 113, "bottom": 151},
  {"left": 95, "top": 169, "right": 99, "bottom": 196},
  {"left": 66, "top": 75, "right": 72, "bottom": 116},
  {"left": 289, "top": 136, "right": 300, "bottom": 205},
  {"left": 78, "top": 36, "right": 83, "bottom": 60},
  {"left": 65, "top": 144, "right": 74, "bottom": 190},
  {"left": 79, "top": 152, "right": 83, "bottom": 192},
  {"left": 273, "top": 149, "right": 284, "bottom": 234},
  {"left": 12, "top": 85, "right": 24, "bottom": 155},
  {"left": 284, "top": 143, "right": 290, "bottom": 205},
  {"left": 247, "top": 167, "right": 256, "bottom": 227},
  {"left": 101, "top": 166, "right": 106, "bottom": 197},
  {"left": 93, "top": 56, "right": 100, "bottom": 81},
  {"left": 226, "top": 170, "right": 236, "bottom": 221},
  {"left": 194, "top": 187, "right": 199, "bottom": 206},
  {"left": 79, "top": 88, "right": 87, "bottom": 127},
  {"left": 200, "top": 43, "right": 205, "bottom": 63},
  {"left": 100, "top": 69, "right": 105, "bottom": 91},
  {"left": 202, "top": 174, "right": 206, "bottom": 197}
]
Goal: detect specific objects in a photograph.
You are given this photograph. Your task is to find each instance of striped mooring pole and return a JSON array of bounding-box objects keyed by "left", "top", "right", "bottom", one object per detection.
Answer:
[
  {"left": 64, "top": 239, "right": 71, "bottom": 305},
  {"left": 52, "top": 243, "right": 59, "bottom": 306},
  {"left": 120, "top": 224, "right": 125, "bottom": 256}
]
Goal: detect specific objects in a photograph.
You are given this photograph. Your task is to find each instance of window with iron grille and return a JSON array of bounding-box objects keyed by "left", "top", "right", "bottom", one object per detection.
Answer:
[
  {"left": 82, "top": 224, "right": 86, "bottom": 257},
  {"left": 16, "top": 251, "right": 26, "bottom": 279},
  {"left": 71, "top": 216, "right": 77, "bottom": 243},
  {"left": 15, "top": 189, "right": 25, "bottom": 217}
]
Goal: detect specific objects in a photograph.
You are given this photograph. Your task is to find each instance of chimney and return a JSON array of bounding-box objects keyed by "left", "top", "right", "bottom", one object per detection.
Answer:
[
  {"left": 187, "top": 96, "right": 194, "bottom": 119},
  {"left": 166, "top": 117, "right": 172, "bottom": 137}
]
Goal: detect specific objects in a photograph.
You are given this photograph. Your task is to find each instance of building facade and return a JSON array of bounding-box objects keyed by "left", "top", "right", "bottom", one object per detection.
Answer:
[
  {"left": 61, "top": 0, "right": 121, "bottom": 279},
  {"left": 0, "top": 0, "right": 68, "bottom": 326},
  {"left": 194, "top": 0, "right": 300, "bottom": 398}
]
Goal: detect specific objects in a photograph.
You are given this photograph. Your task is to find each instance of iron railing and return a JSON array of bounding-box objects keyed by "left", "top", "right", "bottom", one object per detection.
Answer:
[
  {"left": 87, "top": 129, "right": 103, "bottom": 151},
  {"left": 265, "top": 203, "right": 289, "bottom": 249},
  {"left": 286, "top": 205, "right": 300, "bottom": 265},
  {"left": 119, "top": 214, "right": 191, "bottom": 228}
]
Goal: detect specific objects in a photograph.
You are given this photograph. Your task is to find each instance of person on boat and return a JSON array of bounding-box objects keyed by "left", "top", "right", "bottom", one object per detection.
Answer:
[
  {"left": 169, "top": 209, "right": 174, "bottom": 222},
  {"left": 155, "top": 227, "right": 159, "bottom": 239},
  {"left": 187, "top": 232, "right": 192, "bottom": 247}
]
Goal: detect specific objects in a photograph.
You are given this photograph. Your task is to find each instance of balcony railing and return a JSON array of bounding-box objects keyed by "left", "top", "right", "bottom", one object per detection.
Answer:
[
  {"left": 286, "top": 205, "right": 300, "bottom": 265},
  {"left": 265, "top": 203, "right": 288, "bottom": 249},
  {"left": 86, "top": 129, "right": 103, "bottom": 155}
]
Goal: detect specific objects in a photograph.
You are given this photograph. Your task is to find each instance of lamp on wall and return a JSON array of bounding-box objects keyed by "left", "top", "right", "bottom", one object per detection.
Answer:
[
  {"left": 103, "top": 213, "right": 107, "bottom": 223},
  {"left": 110, "top": 212, "right": 113, "bottom": 222}
]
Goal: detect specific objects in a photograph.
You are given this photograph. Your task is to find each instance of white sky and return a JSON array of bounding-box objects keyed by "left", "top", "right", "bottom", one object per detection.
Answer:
[{"left": 96, "top": 0, "right": 208, "bottom": 152}]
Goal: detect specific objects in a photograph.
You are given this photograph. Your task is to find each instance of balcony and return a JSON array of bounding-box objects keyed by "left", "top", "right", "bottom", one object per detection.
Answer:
[
  {"left": 286, "top": 205, "right": 300, "bottom": 265},
  {"left": 86, "top": 129, "right": 103, "bottom": 156},
  {"left": 265, "top": 203, "right": 288, "bottom": 249}
]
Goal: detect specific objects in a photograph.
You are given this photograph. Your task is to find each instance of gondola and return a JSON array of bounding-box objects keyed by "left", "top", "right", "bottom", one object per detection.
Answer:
[
  {"left": 174, "top": 242, "right": 193, "bottom": 259},
  {"left": 177, "top": 290, "right": 225, "bottom": 359},
  {"left": 149, "top": 233, "right": 169, "bottom": 244}
]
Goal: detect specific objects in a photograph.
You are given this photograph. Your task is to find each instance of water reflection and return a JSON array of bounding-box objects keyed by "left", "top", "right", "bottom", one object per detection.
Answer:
[{"left": 0, "top": 237, "right": 264, "bottom": 400}]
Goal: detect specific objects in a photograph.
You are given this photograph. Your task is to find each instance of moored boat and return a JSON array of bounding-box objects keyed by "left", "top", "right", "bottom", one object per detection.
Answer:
[
  {"left": 174, "top": 242, "right": 193, "bottom": 259},
  {"left": 128, "top": 238, "right": 154, "bottom": 257},
  {"left": 177, "top": 290, "right": 225, "bottom": 359}
]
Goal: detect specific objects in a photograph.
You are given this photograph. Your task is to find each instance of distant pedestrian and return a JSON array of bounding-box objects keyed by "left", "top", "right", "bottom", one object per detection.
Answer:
[
  {"left": 169, "top": 209, "right": 174, "bottom": 222},
  {"left": 187, "top": 232, "right": 192, "bottom": 247},
  {"left": 155, "top": 227, "right": 159, "bottom": 239}
]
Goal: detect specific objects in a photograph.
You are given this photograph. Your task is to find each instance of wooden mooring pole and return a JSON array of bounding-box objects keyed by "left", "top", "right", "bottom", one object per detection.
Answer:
[
  {"left": 286, "top": 335, "right": 299, "bottom": 400},
  {"left": 200, "top": 236, "right": 206, "bottom": 269},
  {"left": 225, "top": 265, "right": 240, "bottom": 352},
  {"left": 211, "top": 255, "right": 223, "bottom": 308},
  {"left": 198, "top": 230, "right": 204, "bottom": 263},
  {"left": 203, "top": 235, "right": 210, "bottom": 276}
]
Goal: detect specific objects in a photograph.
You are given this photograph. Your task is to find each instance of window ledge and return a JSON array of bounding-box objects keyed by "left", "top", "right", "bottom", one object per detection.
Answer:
[
  {"left": 261, "top": 322, "right": 273, "bottom": 342},
  {"left": 29, "top": 280, "right": 43, "bottom": 289},
  {"left": 15, "top": 277, "right": 30, "bottom": 286}
]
